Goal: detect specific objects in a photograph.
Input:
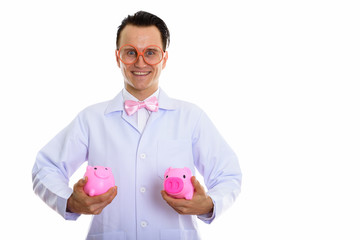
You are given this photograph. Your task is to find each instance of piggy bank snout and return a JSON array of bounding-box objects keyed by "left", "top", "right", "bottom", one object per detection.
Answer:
[
  {"left": 164, "top": 177, "right": 184, "bottom": 194},
  {"left": 94, "top": 167, "right": 111, "bottom": 179}
]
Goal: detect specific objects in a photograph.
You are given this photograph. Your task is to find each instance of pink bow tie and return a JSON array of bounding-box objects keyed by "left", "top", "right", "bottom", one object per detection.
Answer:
[{"left": 124, "top": 96, "right": 159, "bottom": 116}]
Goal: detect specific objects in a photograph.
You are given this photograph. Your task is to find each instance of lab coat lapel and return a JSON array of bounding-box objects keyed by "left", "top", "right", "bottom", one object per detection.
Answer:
[
  {"left": 146, "top": 89, "right": 176, "bottom": 127},
  {"left": 121, "top": 111, "right": 140, "bottom": 132},
  {"left": 105, "top": 90, "right": 140, "bottom": 132}
]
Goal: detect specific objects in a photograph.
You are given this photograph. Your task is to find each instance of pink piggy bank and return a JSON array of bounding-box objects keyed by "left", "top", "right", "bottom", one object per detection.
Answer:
[
  {"left": 83, "top": 166, "right": 115, "bottom": 196},
  {"left": 163, "top": 167, "right": 194, "bottom": 200}
]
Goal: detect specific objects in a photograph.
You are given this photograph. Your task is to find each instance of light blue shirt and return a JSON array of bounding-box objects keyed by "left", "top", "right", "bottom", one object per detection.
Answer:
[{"left": 32, "top": 88, "right": 242, "bottom": 240}]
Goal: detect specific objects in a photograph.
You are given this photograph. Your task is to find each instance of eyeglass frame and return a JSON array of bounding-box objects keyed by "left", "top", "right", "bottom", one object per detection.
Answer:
[{"left": 116, "top": 44, "right": 166, "bottom": 66}]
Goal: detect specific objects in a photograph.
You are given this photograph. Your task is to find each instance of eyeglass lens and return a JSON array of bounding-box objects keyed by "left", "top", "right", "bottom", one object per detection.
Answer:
[{"left": 119, "top": 45, "right": 163, "bottom": 65}]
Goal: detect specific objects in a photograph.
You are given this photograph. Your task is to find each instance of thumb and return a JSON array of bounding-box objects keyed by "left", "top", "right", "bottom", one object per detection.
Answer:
[
  {"left": 191, "top": 176, "right": 205, "bottom": 195},
  {"left": 75, "top": 176, "right": 88, "bottom": 190}
]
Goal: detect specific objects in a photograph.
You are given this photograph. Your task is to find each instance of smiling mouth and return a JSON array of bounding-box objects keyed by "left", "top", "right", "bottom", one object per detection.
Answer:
[{"left": 132, "top": 71, "right": 151, "bottom": 76}]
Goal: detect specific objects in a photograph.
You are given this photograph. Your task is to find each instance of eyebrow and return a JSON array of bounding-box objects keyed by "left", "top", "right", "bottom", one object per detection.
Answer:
[{"left": 145, "top": 47, "right": 160, "bottom": 51}]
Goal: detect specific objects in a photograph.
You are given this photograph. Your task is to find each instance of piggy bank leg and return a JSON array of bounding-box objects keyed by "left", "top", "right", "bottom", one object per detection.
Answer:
[
  {"left": 184, "top": 192, "right": 194, "bottom": 200},
  {"left": 89, "top": 189, "right": 96, "bottom": 197}
]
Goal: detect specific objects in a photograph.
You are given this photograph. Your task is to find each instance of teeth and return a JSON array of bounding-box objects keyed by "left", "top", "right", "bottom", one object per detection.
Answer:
[{"left": 133, "top": 72, "right": 150, "bottom": 76}]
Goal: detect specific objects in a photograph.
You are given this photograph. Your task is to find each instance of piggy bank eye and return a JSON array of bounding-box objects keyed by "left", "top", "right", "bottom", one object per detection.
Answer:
[
  {"left": 94, "top": 167, "right": 97, "bottom": 170},
  {"left": 105, "top": 168, "right": 108, "bottom": 170},
  {"left": 166, "top": 175, "right": 168, "bottom": 178},
  {"left": 183, "top": 175, "right": 186, "bottom": 179}
]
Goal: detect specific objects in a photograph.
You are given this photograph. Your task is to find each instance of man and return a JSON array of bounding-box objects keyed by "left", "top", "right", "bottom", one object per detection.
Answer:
[{"left": 32, "top": 11, "right": 242, "bottom": 240}]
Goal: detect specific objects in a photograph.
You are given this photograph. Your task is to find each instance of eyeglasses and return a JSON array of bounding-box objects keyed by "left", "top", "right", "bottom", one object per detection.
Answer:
[{"left": 116, "top": 44, "right": 165, "bottom": 65}]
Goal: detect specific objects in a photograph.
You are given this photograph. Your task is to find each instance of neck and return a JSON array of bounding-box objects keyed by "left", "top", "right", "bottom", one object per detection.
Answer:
[{"left": 125, "top": 86, "right": 158, "bottom": 101}]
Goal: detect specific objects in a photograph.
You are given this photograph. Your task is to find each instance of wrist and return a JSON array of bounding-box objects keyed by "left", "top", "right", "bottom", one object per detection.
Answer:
[
  {"left": 66, "top": 194, "right": 74, "bottom": 213},
  {"left": 205, "top": 196, "right": 214, "bottom": 214}
]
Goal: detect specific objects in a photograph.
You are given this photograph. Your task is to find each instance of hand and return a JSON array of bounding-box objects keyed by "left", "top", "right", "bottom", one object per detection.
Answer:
[
  {"left": 161, "top": 176, "right": 214, "bottom": 215},
  {"left": 66, "top": 177, "right": 117, "bottom": 215}
]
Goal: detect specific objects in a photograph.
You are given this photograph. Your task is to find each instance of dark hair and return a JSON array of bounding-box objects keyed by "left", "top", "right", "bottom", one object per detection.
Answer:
[{"left": 116, "top": 11, "right": 170, "bottom": 51}]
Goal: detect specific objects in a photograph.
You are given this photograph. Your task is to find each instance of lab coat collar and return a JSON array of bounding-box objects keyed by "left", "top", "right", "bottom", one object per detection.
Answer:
[{"left": 104, "top": 88, "right": 176, "bottom": 115}]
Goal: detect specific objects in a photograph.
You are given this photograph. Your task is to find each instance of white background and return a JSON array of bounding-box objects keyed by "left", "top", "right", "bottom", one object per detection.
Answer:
[{"left": 1, "top": 0, "right": 359, "bottom": 239}]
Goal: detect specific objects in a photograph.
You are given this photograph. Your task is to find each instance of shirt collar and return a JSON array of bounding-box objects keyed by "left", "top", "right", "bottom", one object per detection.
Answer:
[{"left": 104, "top": 88, "right": 176, "bottom": 115}]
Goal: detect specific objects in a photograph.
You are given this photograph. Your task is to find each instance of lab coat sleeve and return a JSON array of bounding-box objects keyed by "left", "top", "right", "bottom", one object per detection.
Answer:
[
  {"left": 32, "top": 113, "right": 88, "bottom": 220},
  {"left": 192, "top": 111, "right": 242, "bottom": 224}
]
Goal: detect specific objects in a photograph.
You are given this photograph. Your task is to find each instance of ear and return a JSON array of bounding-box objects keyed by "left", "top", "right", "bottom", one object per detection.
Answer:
[
  {"left": 161, "top": 51, "right": 168, "bottom": 70},
  {"left": 184, "top": 167, "right": 192, "bottom": 176},
  {"left": 164, "top": 167, "right": 172, "bottom": 176},
  {"left": 115, "top": 49, "right": 121, "bottom": 68}
]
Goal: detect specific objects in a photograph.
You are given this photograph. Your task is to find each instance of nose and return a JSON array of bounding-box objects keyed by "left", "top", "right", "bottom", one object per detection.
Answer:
[
  {"left": 94, "top": 168, "right": 111, "bottom": 179},
  {"left": 164, "top": 177, "right": 184, "bottom": 194},
  {"left": 134, "top": 54, "right": 148, "bottom": 67}
]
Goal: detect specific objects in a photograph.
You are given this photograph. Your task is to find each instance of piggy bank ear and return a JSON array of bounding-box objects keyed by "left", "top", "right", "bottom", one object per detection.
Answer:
[
  {"left": 87, "top": 166, "right": 92, "bottom": 171},
  {"left": 164, "top": 167, "right": 172, "bottom": 177},
  {"left": 184, "top": 167, "right": 192, "bottom": 176}
]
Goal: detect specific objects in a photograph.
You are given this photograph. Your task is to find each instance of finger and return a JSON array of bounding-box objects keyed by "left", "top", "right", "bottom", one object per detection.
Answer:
[
  {"left": 92, "top": 186, "right": 118, "bottom": 204},
  {"left": 191, "top": 176, "right": 205, "bottom": 195},
  {"left": 106, "top": 186, "right": 118, "bottom": 201},
  {"left": 74, "top": 176, "right": 88, "bottom": 190},
  {"left": 161, "top": 190, "right": 176, "bottom": 205},
  {"left": 161, "top": 190, "right": 170, "bottom": 201},
  {"left": 87, "top": 186, "right": 117, "bottom": 214},
  {"left": 161, "top": 191, "right": 186, "bottom": 214},
  {"left": 72, "top": 178, "right": 88, "bottom": 198},
  {"left": 161, "top": 190, "right": 179, "bottom": 204},
  {"left": 161, "top": 190, "right": 189, "bottom": 209}
]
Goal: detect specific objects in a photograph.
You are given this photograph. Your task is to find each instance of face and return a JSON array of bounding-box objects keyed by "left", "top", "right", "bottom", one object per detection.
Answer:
[{"left": 116, "top": 25, "right": 168, "bottom": 100}]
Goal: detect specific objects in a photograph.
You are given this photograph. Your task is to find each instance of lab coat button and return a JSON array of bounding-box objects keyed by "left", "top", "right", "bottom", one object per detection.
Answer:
[
  {"left": 140, "top": 187, "right": 146, "bottom": 193},
  {"left": 140, "top": 153, "right": 146, "bottom": 159},
  {"left": 141, "top": 221, "right": 148, "bottom": 228}
]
